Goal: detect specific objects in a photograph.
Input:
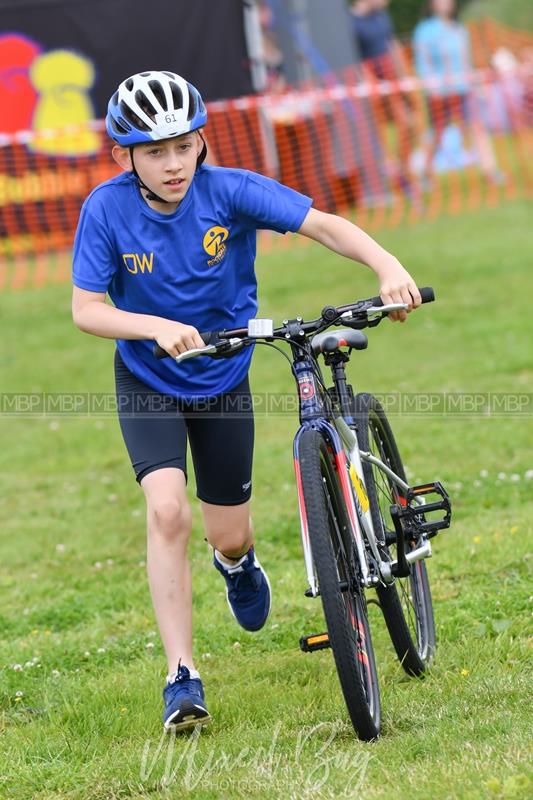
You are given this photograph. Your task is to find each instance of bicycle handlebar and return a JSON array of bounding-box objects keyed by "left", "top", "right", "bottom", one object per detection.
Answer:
[
  {"left": 371, "top": 286, "right": 434, "bottom": 307},
  {"left": 153, "top": 286, "right": 435, "bottom": 361}
]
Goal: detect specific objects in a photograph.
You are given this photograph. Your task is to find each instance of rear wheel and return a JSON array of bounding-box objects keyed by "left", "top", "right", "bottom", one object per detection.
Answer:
[
  {"left": 353, "top": 393, "right": 436, "bottom": 676},
  {"left": 299, "top": 427, "right": 380, "bottom": 740}
]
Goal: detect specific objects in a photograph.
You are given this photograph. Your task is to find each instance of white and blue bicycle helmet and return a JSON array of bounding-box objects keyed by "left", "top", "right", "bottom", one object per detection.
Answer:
[{"left": 106, "top": 70, "right": 208, "bottom": 201}]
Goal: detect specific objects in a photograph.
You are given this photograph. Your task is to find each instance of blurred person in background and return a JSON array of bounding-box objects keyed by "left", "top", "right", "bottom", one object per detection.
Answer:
[
  {"left": 258, "top": 0, "right": 285, "bottom": 92},
  {"left": 413, "top": 0, "right": 502, "bottom": 183},
  {"left": 350, "top": 0, "right": 397, "bottom": 71},
  {"left": 350, "top": 0, "right": 420, "bottom": 196}
]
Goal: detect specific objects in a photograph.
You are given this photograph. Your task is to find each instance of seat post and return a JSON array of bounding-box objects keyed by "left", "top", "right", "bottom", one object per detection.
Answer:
[{"left": 325, "top": 353, "right": 353, "bottom": 415}]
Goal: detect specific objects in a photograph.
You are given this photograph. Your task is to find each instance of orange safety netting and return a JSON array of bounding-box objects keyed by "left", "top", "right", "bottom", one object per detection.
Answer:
[{"left": 0, "top": 18, "right": 532, "bottom": 292}]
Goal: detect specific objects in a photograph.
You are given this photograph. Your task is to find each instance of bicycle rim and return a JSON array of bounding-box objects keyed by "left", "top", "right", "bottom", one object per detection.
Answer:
[
  {"left": 354, "top": 393, "right": 436, "bottom": 674},
  {"left": 299, "top": 427, "right": 380, "bottom": 739}
]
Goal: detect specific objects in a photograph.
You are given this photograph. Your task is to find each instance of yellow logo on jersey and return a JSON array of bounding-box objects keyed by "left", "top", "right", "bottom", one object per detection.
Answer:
[
  {"left": 203, "top": 226, "right": 229, "bottom": 266},
  {"left": 122, "top": 252, "right": 154, "bottom": 275}
]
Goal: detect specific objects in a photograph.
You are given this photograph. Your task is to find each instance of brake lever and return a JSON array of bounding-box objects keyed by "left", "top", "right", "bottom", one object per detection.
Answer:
[
  {"left": 366, "top": 302, "right": 408, "bottom": 318},
  {"left": 173, "top": 337, "right": 245, "bottom": 364},
  {"left": 174, "top": 344, "right": 219, "bottom": 363},
  {"left": 337, "top": 302, "right": 408, "bottom": 330},
  {"left": 208, "top": 338, "right": 247, "bottom": 360}
]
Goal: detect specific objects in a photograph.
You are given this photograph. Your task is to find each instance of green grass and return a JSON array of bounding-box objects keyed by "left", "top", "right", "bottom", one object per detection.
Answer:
[
  {"left": 1, "top": 200, "right": 532, "bottom": 799},
  {"left": 463, "top": 0, "right": 533, "bottom": 31}
]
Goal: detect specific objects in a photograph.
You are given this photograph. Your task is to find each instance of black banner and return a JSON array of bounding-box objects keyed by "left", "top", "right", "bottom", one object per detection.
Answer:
[{"left": 0, "top": 0, "right": 252, "bottom": 134}]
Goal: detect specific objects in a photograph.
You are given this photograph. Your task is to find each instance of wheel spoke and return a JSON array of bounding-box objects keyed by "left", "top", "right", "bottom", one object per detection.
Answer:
[
  {"left": 398, "top": 579, "right": 417, "bottom": 633},
  {"left": 371, "top": 427, "right": 419, "bottom": 641},
  {"left": 363, "top": 405, "right": 435, "bottom": 670}
]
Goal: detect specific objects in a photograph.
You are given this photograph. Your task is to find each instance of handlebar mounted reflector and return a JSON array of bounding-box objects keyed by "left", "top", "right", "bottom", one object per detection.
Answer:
[{"left": 248, "top": 318, "right": 274, "bottom": 338}]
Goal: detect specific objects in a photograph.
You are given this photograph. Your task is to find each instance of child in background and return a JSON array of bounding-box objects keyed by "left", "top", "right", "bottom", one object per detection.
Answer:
[{"left": 413, "top": 0, "right": 502, "bottom": 182}]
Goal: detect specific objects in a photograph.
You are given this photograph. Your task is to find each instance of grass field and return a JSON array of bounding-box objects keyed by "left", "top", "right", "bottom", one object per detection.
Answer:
[
  {"left": 1, "top": 200, "right": 532, "bottom": 799},
  {"left": 463, "top": 0, "right": 533, "bottom": 31}
]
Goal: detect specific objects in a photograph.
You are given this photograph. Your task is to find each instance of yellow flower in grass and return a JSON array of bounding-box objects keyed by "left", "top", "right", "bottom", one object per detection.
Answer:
[{"left": 460, "top": 668, "right": 470, "bottom": 677}]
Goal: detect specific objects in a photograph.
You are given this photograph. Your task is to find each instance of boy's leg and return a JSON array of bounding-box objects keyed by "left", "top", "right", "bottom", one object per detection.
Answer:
[
  {"left": 114, "top": 351, "right": 209, "bottom": 728},
  {"left": 200, "top": 500, "right": 253, "bottom": 560},
  {"left": 186, "top": 376, "right": 270, "bottom": 630},
  {"left": 202, "top": 500, "right": 271, "bottom": 631},
  {"left": 141, "top": 467, "right": 211, "bottom": 730},
  {"left": 141, "top": 467, "right": 195, "bottom": 673}
]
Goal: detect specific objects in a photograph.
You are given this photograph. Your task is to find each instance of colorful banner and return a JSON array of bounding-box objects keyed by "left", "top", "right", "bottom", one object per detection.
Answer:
[{"left": 0, "top": 0, "right": 252, "bottom": 143}]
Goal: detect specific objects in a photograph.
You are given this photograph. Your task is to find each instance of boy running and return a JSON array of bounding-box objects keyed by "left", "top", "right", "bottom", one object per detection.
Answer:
[{"left": 72, "top": 70, "right": 421, "bottom": 731}]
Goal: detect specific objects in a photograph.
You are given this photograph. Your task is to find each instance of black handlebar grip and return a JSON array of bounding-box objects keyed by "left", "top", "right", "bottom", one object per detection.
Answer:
[
  {"left": 419, "top": 286, "right": 435, "bottom": 303},
  {"left": 153, "top": 331, "right": 212, "bottom": 360},
  {"left": 370, "top": 286, "right": 435, "bottom": 307}
]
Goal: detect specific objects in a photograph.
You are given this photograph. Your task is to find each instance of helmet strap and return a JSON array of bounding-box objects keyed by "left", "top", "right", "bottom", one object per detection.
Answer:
[
  {"left": 129, "top": 146, "right": 171, "bottom": 205},
  {"left": 197, "top": 132, "right": 208, "bottom": 167}
]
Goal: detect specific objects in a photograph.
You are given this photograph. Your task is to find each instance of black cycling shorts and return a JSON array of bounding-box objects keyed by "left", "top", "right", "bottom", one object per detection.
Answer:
[{"left": 114, "top": 350, "right": 254, "bottom": 505}]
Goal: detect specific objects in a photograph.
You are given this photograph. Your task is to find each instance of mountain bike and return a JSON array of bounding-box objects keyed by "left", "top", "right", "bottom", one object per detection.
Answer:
[{"left": 154, "top": 287, "right": 451, "bottom": 741}]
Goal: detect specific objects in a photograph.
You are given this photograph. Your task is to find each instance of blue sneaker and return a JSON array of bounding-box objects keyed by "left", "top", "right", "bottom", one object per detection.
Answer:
[
  {"left": 213, "top": 546, "right": 271, "bottom": 631},
  {"left": 162, "top": 663, "right": 211, "bottom": 731}
]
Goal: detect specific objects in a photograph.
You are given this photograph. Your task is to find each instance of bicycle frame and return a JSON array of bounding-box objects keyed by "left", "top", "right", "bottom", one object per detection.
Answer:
[
  {"left": 154, "top": 294, "right": 445, "bottom": 596},
  {"left": 291, "top": 349, "right": 432, "bottom": 594}
]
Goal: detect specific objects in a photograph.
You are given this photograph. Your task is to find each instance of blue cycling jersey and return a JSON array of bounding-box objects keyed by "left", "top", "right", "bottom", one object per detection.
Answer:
[{"left": 73, "top": 166, "right": 312, "bottom": 398}]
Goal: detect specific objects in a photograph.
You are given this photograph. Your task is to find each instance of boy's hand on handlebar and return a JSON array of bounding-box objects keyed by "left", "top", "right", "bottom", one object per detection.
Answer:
[
  {"left": 153, "top": 321, "right": 205, "bottom": 357},
  {"left": 377, "top": 259, "right": 422, "bottom": 322}
]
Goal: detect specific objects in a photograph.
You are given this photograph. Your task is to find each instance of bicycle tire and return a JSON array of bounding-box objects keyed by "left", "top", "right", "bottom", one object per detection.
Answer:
[
  {"left": 299, "top": 427, "right": 381, "bottom": 740},
  {"left": 352, "top": 393, "right": 436, "bottom": 676}
]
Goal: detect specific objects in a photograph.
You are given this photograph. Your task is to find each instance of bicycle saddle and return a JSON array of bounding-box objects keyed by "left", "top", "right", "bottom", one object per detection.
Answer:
[{"left": 311, "top": 329, "right": 368, "bottom": 354}]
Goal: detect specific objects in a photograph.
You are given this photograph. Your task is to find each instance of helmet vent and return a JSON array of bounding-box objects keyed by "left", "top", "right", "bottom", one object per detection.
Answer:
[
  {"left": 110, "top": 117, "right": 128, "bottom": 135},
  {"left": 148, "top": 80, "right": 167, "bottom": 111},
  {"left": 187, "top": 87, "right": 196, "bottom": 121},
  {"left": 125, "top": 78, "right": 134, "bottom": 91},
  {"left": 117, "top": 115, "right": 132, "bottom": 131},
  {"left": 120, "top": 98, "right": 151, "bottom": 132},
  {"left": 134, "top": 90, "right": 156, "bottom": 119},
  {"left": 170, "top": 81, "right": 183, "bottom": 112}
]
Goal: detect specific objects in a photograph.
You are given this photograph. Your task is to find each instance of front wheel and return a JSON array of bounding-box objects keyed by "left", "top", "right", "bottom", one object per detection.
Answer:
[
  {"left": 352, "top": 393, "right": 436, "bottom": 676},
  {"left": 298, "top": 427, "right": 381, "bottom": 740}
]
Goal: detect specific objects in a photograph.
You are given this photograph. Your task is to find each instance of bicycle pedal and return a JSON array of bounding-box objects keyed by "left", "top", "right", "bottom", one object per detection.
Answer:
[
  {"left": 409, "top": 481, "right": 447, "bottom": 502},
  {"left": 300, "top": 632, "right": 331, "bottom": 652},
  {"left": 398, "top": 481, "right": 452, "bottom": 537}
]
